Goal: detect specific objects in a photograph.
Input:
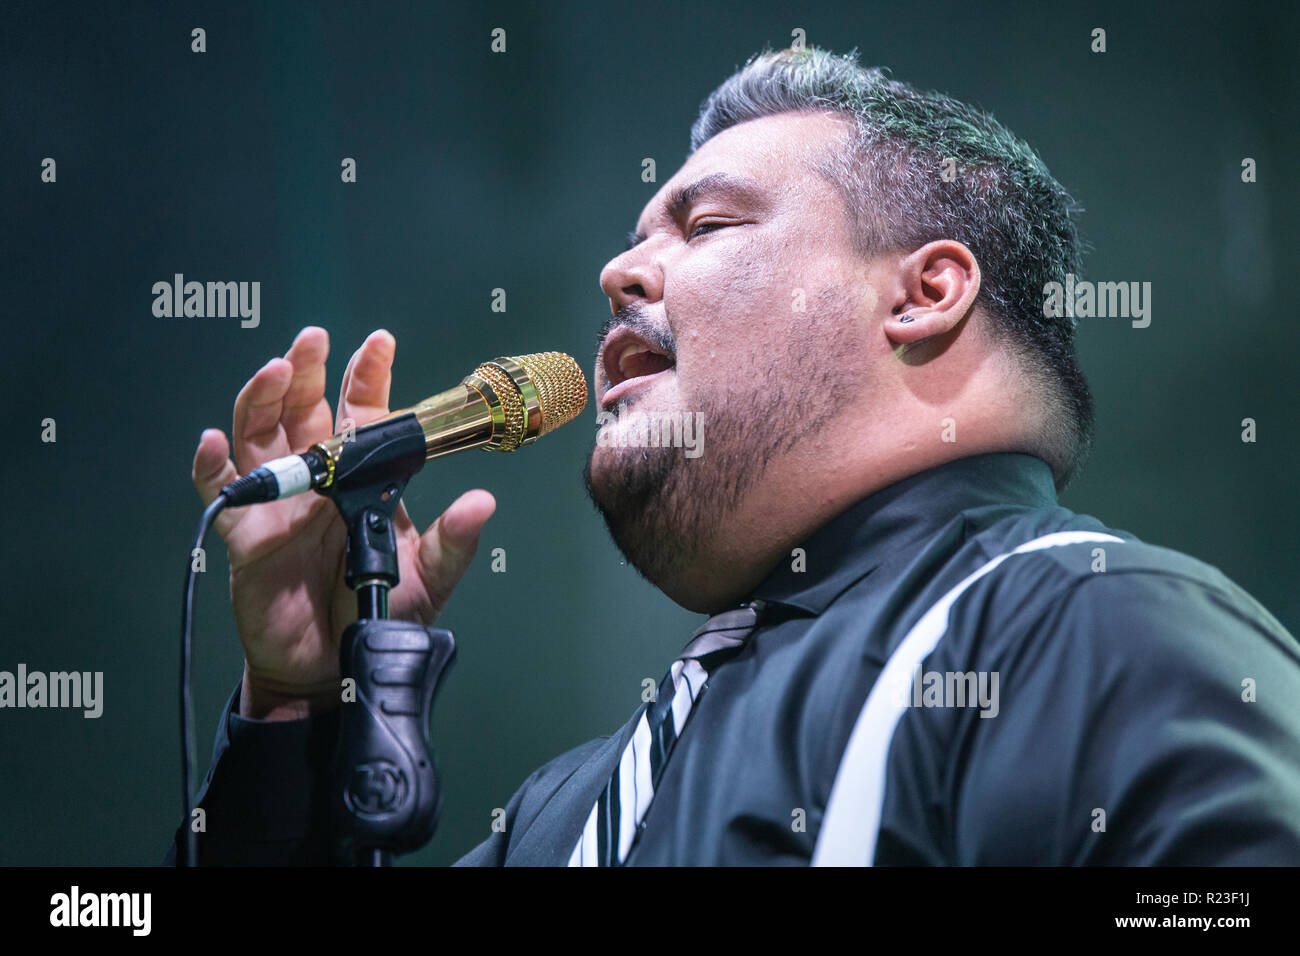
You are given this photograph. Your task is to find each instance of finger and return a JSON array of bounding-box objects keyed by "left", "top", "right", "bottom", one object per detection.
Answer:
[
  {"left": 279, "top": 326, "right": 334, "bottom": 452},
  {"left": 392, "top": 498, "right": 417, "bottom": 536},
  {"left": 192, "top": 428, "right": 244, "bottom": 536},
  {"left": 231, "top": 357, "right": 294, "bottom": 474},
  {"left": 416, "top": 490, "right": 497, "bottom": 614},
  {"left": 337, "top": 329, "right": 396, "bottom": 431}
]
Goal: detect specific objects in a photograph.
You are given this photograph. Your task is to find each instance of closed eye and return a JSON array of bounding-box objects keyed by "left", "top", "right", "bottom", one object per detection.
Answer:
[{"left": 688, "top": 221, "right": 732, "bottom": 241}]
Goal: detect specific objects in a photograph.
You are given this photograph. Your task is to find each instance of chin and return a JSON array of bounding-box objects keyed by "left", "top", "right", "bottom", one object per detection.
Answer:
[
  {"left": 584, "top": 440, "right": 691, "bottom": 583},
  {"left": 583, "top": 439, "right": 667, "bottom": 515},
  {"left": 583, "top": 389, "right": 762, "bottom": 610},
  {"left": 583, "top": 442, "right": 629, "bottom": 505}
]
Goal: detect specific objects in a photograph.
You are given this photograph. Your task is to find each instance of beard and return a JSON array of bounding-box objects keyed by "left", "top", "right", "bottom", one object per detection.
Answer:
[
  {"left": 583, "top": 340, "right": 843, "bottom": 593},
  {"left": 583, "top": 387, "right": 757, "bottom": 589}
]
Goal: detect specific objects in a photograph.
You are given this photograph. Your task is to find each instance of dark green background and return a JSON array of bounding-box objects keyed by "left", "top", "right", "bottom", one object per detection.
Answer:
[{"left": 1, "top": 0, "right": 1296, "bottom": 865}]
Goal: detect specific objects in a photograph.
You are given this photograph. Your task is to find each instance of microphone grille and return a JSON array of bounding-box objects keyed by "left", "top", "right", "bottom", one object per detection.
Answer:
[
  {"left": 471, "top": 351, "right": 588, "bottom": 451},
  {"left": 510, "top": 351, "right": 588, "bottom": 435}
]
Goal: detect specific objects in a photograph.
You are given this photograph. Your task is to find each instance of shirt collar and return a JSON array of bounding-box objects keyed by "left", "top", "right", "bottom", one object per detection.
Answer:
[{"left": 750, "top": 452, "right": 1058, "bottom": 615}]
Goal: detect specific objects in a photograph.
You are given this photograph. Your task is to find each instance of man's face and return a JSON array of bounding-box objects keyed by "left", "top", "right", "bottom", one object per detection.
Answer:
[{"left": 584, "top": 111, "right": 876, "bottom": 596}]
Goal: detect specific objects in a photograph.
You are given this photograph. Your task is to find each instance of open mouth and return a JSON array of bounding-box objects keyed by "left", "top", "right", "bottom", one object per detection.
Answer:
[{"left": 600, "top": 327, "right": 675, "bottom": 408}]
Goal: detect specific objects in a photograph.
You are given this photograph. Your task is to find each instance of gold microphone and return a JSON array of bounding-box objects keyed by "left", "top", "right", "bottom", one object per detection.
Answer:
[{"left": 221, "top": 352, "right": 589, "bottom": 505}]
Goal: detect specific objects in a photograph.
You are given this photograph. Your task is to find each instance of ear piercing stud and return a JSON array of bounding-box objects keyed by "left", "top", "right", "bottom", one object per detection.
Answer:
[{"left": 899, "top": 314, "right": 915, "bottom": 323}]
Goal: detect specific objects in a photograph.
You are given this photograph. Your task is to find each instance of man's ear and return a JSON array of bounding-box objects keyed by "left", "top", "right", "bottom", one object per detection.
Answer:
[{"left": 883, "top": 240, "right": 982, "bottom": 346}]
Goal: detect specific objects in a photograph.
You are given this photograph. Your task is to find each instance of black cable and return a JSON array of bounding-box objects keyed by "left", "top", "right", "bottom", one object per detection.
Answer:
[{"left": 179, "top": 494, "right": 227, "bottom": 867}]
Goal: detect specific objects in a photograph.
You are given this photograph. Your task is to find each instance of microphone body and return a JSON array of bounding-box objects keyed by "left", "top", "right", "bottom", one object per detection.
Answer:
[{"left": 220, "top": 352, "right": 586, "bottom": 507}]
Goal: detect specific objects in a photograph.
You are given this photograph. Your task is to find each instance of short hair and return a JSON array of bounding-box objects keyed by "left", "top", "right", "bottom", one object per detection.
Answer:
[{"left": 689, "top": 47, "right": 1095, "bottom": 488}]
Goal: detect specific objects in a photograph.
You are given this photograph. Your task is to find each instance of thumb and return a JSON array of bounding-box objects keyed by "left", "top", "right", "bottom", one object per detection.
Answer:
[
  {"left": 192, "top": 428, "right": 244, "bottom": 538},
  {"left": 417, "top": 489, "right": 497, "bottom": 613}
]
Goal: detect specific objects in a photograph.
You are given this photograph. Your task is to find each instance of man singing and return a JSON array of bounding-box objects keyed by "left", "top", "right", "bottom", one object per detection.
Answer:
[{"left": 171, "top": 48, "right": 1300, "bottom": 865}]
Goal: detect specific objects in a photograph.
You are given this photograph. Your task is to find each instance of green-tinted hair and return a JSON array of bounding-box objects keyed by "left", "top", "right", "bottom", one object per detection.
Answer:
[{"left": 691, "top": 47, "right": 1094, "bottom": 488}]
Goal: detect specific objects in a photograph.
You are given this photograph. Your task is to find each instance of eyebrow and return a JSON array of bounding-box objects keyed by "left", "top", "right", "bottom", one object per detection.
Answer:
[{"left": 625, "top": 172, "right": 765, "bottom": 250}]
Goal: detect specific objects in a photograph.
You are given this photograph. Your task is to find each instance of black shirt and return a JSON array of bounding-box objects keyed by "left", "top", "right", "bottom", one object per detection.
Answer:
[{"left": 168, "top": 453, "right": 1300, "bottom": 865}]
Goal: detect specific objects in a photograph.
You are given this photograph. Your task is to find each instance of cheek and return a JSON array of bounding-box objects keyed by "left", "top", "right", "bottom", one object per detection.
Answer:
[
  {"left": 665, "top": 231, "right": 806, "bottom": 391},
  {"left": 668, "top": 226, "right": 802, "bottom": 314}
]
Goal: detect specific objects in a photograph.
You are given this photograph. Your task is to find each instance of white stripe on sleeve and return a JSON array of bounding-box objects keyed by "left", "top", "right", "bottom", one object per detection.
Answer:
[{"left": 811, "top": 531, "right": 1124, "bottom": 867}]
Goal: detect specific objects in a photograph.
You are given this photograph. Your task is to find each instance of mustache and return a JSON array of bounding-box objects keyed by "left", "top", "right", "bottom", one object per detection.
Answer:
[{"left": 595, "top": 305, "right": 676, "bottom": 359}]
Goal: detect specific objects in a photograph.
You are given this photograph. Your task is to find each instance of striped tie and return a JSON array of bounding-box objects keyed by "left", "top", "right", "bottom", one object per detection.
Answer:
[{"left": 567, "top": 600, "right": 765, "bottom": 867}]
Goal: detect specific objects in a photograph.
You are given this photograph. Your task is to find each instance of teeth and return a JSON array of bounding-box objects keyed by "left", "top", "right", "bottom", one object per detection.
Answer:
[{"left": 617, "top": 342, "right": 652, "bottom": 379}]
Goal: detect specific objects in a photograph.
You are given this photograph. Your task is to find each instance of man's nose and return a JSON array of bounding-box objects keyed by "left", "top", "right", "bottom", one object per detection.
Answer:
[{"left": 600, "top": 248, "right": 663, "bottom": 313}]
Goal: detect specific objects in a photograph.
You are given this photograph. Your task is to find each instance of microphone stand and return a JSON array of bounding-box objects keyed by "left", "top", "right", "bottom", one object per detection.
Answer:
[{"left": 326, "top": 446, "right": 456, "bottom": 867}]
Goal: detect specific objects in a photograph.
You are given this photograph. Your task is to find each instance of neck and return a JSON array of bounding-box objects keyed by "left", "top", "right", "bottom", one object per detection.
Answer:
[{"left": 658, "top": 408, "right": 1036, "bottom": 613}]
